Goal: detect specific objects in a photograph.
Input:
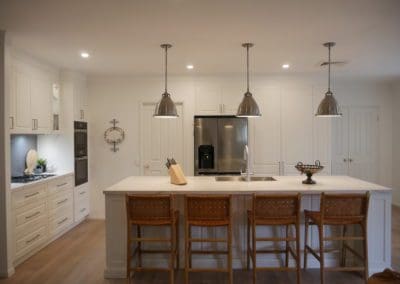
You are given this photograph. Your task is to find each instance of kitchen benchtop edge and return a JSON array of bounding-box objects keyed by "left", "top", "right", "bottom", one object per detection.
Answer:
[{"left": 11, "top": 172, "right": 75, "bottom": 191}]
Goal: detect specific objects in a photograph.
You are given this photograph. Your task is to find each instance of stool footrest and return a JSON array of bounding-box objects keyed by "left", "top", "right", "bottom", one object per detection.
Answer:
[
  {"left": 255, "top": 237, "right": 296, "bottom": 242},
  {"left": 188, "top": 238, "right": 227, "bottom": 243},
  {"left": 190, "top": 250, "right": 228, "bottom": 255},
  {"left": 131, "top": 237, "right": 172, "bottom": 242}
]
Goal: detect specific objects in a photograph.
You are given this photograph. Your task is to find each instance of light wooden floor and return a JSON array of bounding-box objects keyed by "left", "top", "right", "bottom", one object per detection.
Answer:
[{"left": 1, "top": 206, "right": 399, "bottom": 284}]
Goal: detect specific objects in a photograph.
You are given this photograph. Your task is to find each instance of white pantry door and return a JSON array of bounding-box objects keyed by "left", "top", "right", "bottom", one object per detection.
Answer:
[
  {"left": 332, "top": 106, "right": 379, "bottom": 183},
  {"left": 140, "top": 102, "right": 184, "bottom": 176}
]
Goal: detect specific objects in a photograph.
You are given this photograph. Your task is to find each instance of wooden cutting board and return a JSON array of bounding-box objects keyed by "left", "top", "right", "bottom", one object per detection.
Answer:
[{"left": 24, "top": 149, "right": 38, "bottom": 175}]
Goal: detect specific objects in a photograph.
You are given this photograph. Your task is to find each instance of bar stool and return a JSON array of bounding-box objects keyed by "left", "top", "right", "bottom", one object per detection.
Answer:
[
  {"left": 304, "top": 192, "right": 370, "bottom": 284},
  {"left": 126, "top": 194, "right": 179, "bottom": 284},
  {"left": 247, "top": 194, "right": 301, "bottom": 284},
  {"left": 184, "top": 195, "right": 232, "bottom": 284}
]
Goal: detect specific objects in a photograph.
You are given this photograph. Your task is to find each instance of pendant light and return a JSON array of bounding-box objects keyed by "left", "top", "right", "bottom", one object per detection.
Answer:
[
  {"left": 316, "top": 42, "right": 342, "bottom": 117},
  {"left": 154, "top": 44, "right": 178, "bottom": 118},
  {"left": 237, "top": 43, "right": 261, "bottom": 117}
]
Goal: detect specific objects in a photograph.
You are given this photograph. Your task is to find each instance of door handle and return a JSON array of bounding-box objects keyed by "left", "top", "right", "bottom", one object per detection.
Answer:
[
  {"left": 32, "top": 119, "right": 35, "bottom": 130},
  {"left": 144, "top": 164, "right": 150, "bottom": 169}
]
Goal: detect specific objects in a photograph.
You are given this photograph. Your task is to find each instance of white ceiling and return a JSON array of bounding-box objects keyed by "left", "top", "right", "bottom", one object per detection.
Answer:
[{"left": 1, "top": 0, "right": 399, "bottom": 79}]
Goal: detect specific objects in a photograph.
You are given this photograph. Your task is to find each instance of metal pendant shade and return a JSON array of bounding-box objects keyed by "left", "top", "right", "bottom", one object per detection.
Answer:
[
  {"left": 237, "top": 43, "right": 261, "bottom": 117},
  {"left": 154, "top": 44, "right": 178, "bottom": 118},
  {"left": 316, "top": 42, "right": 342, "bottom": 117}
]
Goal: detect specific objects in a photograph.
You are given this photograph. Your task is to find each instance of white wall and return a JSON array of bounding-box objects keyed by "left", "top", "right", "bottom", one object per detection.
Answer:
[
  {"left": 392, "top": 82, "right": 400, "bottom": 206},
  {"left": 88, "top": 75, "right": 394, "bottom": 219}
]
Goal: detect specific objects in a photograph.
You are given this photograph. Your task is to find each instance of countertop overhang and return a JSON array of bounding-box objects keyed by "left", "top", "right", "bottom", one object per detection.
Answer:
[{"left": 103, "top": 175, "right": 391, "bottom": 195}]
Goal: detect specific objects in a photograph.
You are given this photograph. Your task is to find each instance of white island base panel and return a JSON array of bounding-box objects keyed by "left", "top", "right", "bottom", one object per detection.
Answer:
[{"left": 103, "top": 176, "right": 392, "bottom": 278}]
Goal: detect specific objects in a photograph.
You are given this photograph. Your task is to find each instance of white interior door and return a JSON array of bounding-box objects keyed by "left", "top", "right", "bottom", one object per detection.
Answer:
[
  {"left": 140, "top": 102, "right": 184, "bottom": 176},
  {"left": 348, "top": 107, "right": 379, "bottom": 183}
]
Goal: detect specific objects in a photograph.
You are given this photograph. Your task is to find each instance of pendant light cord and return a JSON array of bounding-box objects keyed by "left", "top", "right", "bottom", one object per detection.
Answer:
[
  {"left": 164, "top": 45, "right": 168, "bottom": 93},
  {"left": 246, "top": 44, "right": 250, "bottom": 93},
  {"left": 328, "top": 44, "right": 331, "bottom": 93}
]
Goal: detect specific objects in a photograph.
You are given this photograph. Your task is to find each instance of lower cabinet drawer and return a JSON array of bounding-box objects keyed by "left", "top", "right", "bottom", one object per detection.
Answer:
[
  {"left": 15, "top": 214, "right": 47, "bottom": 241},
  {"left": 16, "top": 225, "right": 48, "bottom": 257},
  {"left": 48, "top": 191, "right": 73, "bottom": 212},
  {"left": 15, "top": 202, "right": 46, "bottom": 227},
  {"left": 49, "top": 211, "right": 73, "bottom": 237},
  {"left": 74, "top": 196, "right": 89, "bottom": 222},
  {"left": 12, "top": 184, "right": 47, "bottom": 209}
]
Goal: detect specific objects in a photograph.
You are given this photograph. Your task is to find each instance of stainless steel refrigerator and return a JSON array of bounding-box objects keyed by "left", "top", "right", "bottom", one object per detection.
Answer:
[{"left": 194, "top": 116, "right": 248, "bottom": 175}]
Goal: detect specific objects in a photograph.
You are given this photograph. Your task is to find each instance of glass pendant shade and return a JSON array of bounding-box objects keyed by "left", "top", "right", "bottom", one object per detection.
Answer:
[
  {"left": 154, "top": 43, "right": 178, "bottom": 118},
  {"left": 154, "top": 92, "right": 178, "bottom": 118},
  {"left": 316, "top": 91, "right": 342, "bottom": 117},
  {"left": 237, "top": 91, "right": 261, "bottom": 117},
  {"left": 237, "top": 43, "right": 261, "bottom": 117},
  {"left": 316, "top": 42, "right": 342, "bottom": 117}
]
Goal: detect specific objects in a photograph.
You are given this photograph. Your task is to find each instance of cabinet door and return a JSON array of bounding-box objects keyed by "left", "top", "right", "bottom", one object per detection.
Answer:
[
  {"left": 31, "top": 77, "right": 52, "bottom": 133},
  {"left": 14, "top": 69, "right": 32, "bottom": 132},
  {"left": 348, "top": 107, "right": 379, "bottom": 183},
  {"left": 313, "top": 87, "right": 332, "bottom": 174},
  {"left": 221, "top": 83, "right": 243, "bottom": 115},
  {"left": 249, "top": 87, "right": 281, "bottom": 175},
  {"left": 195, "top": 84, "right": 222, "bottom": 115},
  {"left": 331, "top": 107, "right": 350, "bottom": 176},
  {"left": 73, "top": 81, "right": 88, "bottom": 121},
  {"left": 281, "top": 87, "right": 314, "bottom": 175}
]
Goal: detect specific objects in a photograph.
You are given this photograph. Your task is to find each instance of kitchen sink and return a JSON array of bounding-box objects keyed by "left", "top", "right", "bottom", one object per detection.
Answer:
[
  {"left": 214, "top": 176, "right": 240, "bottom": 182},
  {"left": 239, "top": 176, "right": 276, "bottom": 181},
  {"left": 215, "top": 176, "right": 276, "bottom": 182}
]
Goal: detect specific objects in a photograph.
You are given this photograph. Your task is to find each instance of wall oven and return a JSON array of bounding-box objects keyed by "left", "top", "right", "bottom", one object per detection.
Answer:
[{"left": 74, "top": 121, "right": 88, "bottom": 186}]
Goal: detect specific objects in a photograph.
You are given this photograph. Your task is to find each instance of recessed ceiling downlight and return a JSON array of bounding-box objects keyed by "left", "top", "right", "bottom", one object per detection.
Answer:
[
  {"left": 186, "top": 64, "right": 194, "bottom": 70},
  {"left": 80, "top": 52, "right": 90, "bottom": 58},
  {"left": 282, "top": 64, "right": 290, "bottom": 69}
]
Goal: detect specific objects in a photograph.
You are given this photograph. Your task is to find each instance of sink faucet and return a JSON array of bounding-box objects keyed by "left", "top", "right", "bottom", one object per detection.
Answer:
[{"left": 242, "top": 144, "right": 251, "bottom": 182}]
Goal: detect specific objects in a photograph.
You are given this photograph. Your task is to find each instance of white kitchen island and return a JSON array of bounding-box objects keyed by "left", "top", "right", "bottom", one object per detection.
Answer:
[{"left": 103, "top": 175, "right": 392, "bottom": 278}]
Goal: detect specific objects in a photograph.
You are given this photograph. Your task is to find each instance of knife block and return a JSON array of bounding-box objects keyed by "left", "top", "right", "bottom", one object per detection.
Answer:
[{"left": 168, "top": 164, "right": 187, "bottom": 185}]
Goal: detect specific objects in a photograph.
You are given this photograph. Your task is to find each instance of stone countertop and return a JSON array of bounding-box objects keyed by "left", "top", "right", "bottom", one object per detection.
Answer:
[
  {"left": 103, "top": 175, "right": 391, "bottom": 195},
  {"left": 11, "top": 171, "right": 74, "bottom": 191}
]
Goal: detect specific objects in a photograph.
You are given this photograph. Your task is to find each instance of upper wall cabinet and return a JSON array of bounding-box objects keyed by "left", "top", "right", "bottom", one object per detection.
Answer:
[
  {"left": 9, "top": 63, "right": 55, "bottom": 134},
  {"left": 195, "top": 83, "right": 242, "bottom": 115},
  {"left": 73, "top": 79, "right": 88, "bottom": 122}
]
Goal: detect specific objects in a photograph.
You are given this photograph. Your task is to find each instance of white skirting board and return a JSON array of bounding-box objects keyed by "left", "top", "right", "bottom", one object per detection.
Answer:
[{"left": 104, "top": 192, "right": 392, "bottom": 278}]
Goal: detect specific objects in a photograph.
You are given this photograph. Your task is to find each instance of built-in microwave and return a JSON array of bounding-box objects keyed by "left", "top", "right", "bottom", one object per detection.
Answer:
[{"left": 74, "top": 121, "right": 88, "bottom": 186}]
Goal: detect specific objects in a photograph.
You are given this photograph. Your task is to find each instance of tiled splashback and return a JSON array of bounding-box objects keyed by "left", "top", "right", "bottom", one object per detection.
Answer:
[{"left": 11, "top": 135, "right": 37, "bottom": 176}]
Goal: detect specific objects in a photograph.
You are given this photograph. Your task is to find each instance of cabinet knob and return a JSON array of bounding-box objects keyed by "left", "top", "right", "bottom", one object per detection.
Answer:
[
  {"left": 144, "top": 164, "right": 150, "bottom": 169},
  {"left": 343, "top": 158, "right": 347, "bottom": 162},
  {"left": 9, "top": 116, "right": 14, "bottom": 130},
  {"left": 349, "top": 158, "right": 353, "bottom": 163}
]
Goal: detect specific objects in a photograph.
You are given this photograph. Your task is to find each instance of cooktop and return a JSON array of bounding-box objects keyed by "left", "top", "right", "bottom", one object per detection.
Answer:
[{"left": 11, "top": 174, "right": 56, "bottom": 183}]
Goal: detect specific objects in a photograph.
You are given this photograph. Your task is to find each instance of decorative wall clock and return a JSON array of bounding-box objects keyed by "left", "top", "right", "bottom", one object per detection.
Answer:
[{"left": 104, "top": 119, "right": 125, "bottom": 152}]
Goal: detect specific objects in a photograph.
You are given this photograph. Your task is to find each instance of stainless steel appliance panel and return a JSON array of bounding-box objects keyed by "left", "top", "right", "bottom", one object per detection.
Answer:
[
  {"left": 194, "top": 116, "right": 247, "bottom": 175},
  {"left": 194, "top": 117, "right": 218, "bottom": 174},
  {"left": 217, "top": 118, "right": 247, "bottom": 172}
]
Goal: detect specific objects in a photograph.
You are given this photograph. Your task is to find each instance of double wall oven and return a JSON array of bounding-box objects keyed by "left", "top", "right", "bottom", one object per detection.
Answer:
[{"left": 74, "top": 121, "right": 88, "bottom": 186}]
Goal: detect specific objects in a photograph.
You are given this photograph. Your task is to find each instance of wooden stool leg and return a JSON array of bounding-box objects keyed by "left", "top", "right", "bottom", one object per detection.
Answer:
[
  {"left": 362, "top": 223, "right": 369, "bottom": 283},
  {"left": 137, "top": 225, "right": 142, "bottom": 268},
  {"left": 318, "top": 225, "right": 325, "bottom": 284},
  {"left": 247, "top": 219, "right": 250, "bottom": 270},
  {"left": 252, "top": 222, "right": 257, "bottom": 284},
  {"left": 184, "top": 222, "right": 189, "bottom": 284},
  {"left": 340, "top": 225, "right": 347, "bottom": 267},
  {"left": 285, "top": 225, "right": 290, "bottom": 267},
  {"left": 127, "top": 224, "right": 131, "bottom": 283},
  {"left": 303, "top": 219, "right": 309, "bottom": 269},
  {"left": 296, "top": 222, "right": 301, "bottom": 284},
  {"left": 176, "top": 217, "right": 180, "bottom": 269},
  {"left": 228, "top": 224, "right": 233, "bottom": 284},
  {"left": 170, "top": 223, "right": 175, "bottom": 284}
]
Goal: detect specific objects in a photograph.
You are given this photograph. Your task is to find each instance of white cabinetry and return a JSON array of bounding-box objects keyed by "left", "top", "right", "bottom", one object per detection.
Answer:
[
  {"left": 249, "top": 87, "right": 281, "bottom": 175},
  {"left": 195, "top": 83, "right": 242, "bottom": 115},
  {"left": 74, "top": 183, "right": 90, "bottom": 222},
  {"left": 248, "top": 85, "right": 332, "bottom": 176},
  {"left": 11, "top": 174, "right": 86, "bottom": 266},
  {"left": 73, "top": 79, "right": 88, "bottom": 121},
  {"left": 332, "top": 106, "right": 379, "bottom": 183},
  {"left": 8, "top": 58, "right": 56, "bottom": 134}
]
